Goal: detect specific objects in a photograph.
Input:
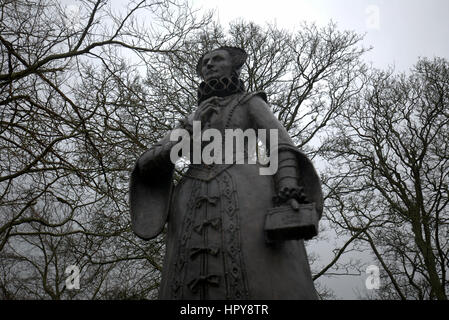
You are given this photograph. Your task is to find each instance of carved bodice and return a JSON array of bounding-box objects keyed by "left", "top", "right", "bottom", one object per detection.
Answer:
[
  {"left": 195, "top": 93, "right": 250, "bottom": 131},
  {"left": 188, "top": 92, "right": 263, "bottom": 165}
]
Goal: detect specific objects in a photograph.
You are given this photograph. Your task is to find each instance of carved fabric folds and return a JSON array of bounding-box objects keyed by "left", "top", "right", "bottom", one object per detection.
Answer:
[{"left": 130, "top": 91, "right": 323, "bottom": 299}]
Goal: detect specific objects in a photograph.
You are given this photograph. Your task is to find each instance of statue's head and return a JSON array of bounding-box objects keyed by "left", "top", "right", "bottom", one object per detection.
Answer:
[{"left": 196, "top": 46, "right": 247, "bottom": 81}]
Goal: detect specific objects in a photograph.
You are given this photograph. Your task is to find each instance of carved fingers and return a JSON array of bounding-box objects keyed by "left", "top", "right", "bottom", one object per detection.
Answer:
[{"left": 194, "top": 103, "right": 219, "bottom": 124}]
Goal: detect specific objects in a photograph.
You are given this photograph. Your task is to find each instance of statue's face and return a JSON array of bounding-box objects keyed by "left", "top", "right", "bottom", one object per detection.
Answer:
[{"left": 201, "top": 49, "right": 233, "bottom": 81}]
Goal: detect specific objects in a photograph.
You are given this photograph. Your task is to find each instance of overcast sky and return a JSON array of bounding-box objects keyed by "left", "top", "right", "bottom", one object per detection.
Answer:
[{"left": 193, "top": 0, "right": 449, "bottom": 73}]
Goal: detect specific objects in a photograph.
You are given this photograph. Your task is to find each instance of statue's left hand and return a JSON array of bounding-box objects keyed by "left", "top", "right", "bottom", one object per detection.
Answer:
[{"left": 289, "top": 198, "right": 300, "bottom": 211}]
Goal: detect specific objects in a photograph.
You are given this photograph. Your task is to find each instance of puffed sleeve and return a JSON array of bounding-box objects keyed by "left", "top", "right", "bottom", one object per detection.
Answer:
[
  {"left": 244, "top": 92, "right": 324, "bottom": 218},
  {"left": 129, "top": 113, "right": 194, "bottom": 240}
]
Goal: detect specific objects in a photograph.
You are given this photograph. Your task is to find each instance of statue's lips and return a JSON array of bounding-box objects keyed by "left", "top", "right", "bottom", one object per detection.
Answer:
[{"left": 205, "top": 69, "right": 218, "bottom": 76}]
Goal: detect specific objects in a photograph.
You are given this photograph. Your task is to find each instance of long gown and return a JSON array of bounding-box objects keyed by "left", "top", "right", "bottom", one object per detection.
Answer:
[{"left": 130, "top": 91, "right": 323, "bottom": 299}]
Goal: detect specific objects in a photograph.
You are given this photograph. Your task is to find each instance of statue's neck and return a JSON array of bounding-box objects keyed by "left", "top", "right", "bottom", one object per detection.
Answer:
[{"left": 197, "top": 75, "right": 245, "bottom": 105}]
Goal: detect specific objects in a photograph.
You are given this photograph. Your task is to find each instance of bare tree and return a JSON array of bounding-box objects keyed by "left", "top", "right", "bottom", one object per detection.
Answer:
[
  {"left": 322, "top": 57, "right": 449, "bottom": 300},
  {"left": 0, "top": 0, "right": 211, "bottom": 299}
]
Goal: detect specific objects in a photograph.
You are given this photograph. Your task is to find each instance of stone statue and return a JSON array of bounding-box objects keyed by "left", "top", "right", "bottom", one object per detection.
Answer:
[{"left": 129, "top": 46, "right": 324, "bottom": 299}]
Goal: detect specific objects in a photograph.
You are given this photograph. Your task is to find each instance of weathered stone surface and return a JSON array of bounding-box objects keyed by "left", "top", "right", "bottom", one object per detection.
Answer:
[{"left": 130, "top": 46, "right": 323, "bottom": 299}]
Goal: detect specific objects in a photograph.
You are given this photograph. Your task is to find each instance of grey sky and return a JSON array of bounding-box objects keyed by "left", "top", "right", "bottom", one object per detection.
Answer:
[{"left": 194, "top": 0, "right": 449, "bottom": 72}]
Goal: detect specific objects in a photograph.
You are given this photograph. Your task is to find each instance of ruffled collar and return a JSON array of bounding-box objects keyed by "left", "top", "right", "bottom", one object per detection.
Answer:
[{"left": 197, "top": 75, "right": 245, "bottom": 105}]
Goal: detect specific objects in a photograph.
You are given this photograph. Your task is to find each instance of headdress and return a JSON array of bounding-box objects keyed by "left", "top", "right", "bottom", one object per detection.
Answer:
[{"left": 196, "top": 46, "right": 248, "bottom": 79}]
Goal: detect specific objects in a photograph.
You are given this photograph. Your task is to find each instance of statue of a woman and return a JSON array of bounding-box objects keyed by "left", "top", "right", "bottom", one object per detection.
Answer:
[{"left": 129, "top": 46, "right": 323, "bottom": 299}]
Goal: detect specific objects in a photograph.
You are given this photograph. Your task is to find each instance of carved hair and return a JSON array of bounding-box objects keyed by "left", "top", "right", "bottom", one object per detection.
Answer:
[{"left": 196, "top": 46, "right": 248, "bottom": 79}]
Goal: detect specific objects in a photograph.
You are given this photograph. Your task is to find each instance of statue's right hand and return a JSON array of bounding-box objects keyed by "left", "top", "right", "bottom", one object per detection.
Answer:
[{"left": 194, "top": 102, "right": 219, "bottom": 123}]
